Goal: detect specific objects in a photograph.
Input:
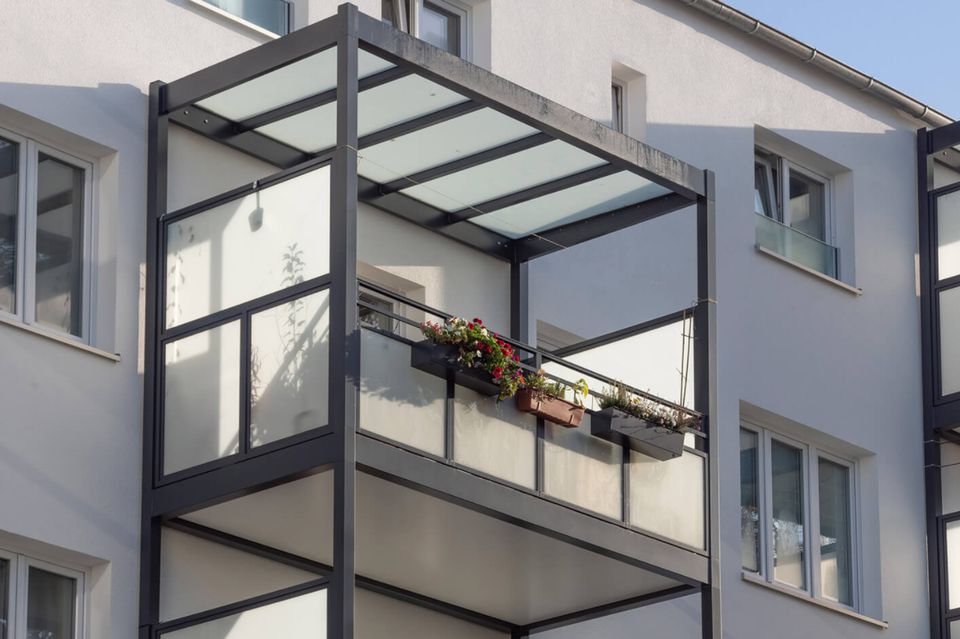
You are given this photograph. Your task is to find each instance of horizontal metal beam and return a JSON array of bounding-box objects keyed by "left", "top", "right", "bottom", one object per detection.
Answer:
[
  {"left": 380, "top": 132, "right": 553, "bottom": 194},
  {"left": 448, "top": 164, "right": 620, "bottom": 223},
  {"left": 356, "top": 14, "right": 704, "bottom": 199},
  {"left": 522, "top": 584, "right": 697, "bottom": 634},
  {"left": 167, "top": 517, "right": 518, "bottom": 633},
  {"left": 151, "top": 434, "right": 338, "bottom": 518},
  {"left": 358, "top": 100, "right": 482, "bottom": 148},
  {"left": 235, "top": 66, "right": 412, "bottom": 133},
  {"left": 357, "top": 434, "right": 709, "bottom": 585},
  {"left": 358, "top": 176, "right": 514, "bottom": 260},
  {"left": 516, "top": 192, "right": 692, "bottom": 261},
  {"left": 931, "top": 122, "right": 960, "bottom": 154},
  {"left": 163, "top": 17, "right": 341, "bottom": 112},
  {"left": 551, "top": 307, "right": 694, "bottom": 359}
]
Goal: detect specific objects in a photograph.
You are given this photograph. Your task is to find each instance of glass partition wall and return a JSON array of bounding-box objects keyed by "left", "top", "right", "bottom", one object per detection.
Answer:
[{"left": 142, "top": 6, "right": 718, "bottom": 639}]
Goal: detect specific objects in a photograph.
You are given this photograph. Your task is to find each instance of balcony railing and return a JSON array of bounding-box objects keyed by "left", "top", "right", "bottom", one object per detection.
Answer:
[
  {"left": 356, "top": 279, "right": 707, "bottom": 551},
  {"left": 755, "top": 212, "right": 838, "bottom": 278}
]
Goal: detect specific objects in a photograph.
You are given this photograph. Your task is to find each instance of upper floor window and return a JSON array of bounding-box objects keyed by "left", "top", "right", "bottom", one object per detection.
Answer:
[
  {"left": 0, "top": 130, "right": 93, "bottom": 341},
  {"left": 611, "top": 82, "right": 625, "bottom": 133},
  {"left": 382, "top": 0, "right": 470, "bottom": 57},
  {"left": 194, "top": 0, "right": 291, "bottom": 36},
  {"left": 740, "top": 425, "right": 858, "bottom": 609},
  {"left": 754, "top": 147, "right": 838, "bottom": 279},
  {"left": 0, "top": 549, "right": 84, "bottom": 639}
]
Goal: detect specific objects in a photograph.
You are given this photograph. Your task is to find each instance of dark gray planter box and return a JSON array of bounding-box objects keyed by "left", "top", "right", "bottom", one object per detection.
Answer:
[
  {"left": 410, "top": 341, "right": 501, "bottom": 397},
  {"left": 590, "top": 408, "right": 685, "bottom": 461}
]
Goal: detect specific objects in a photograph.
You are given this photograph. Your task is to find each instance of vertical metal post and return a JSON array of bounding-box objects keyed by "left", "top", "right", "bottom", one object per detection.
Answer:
[
  {"left": 139, "top": 80, "right": 168, "bottom": 638},
  {"left": 919, "top": 128, "right": 944, "bottom": 639},
  {"left": 329, "top": 5, "right": 360, "bottom": 638},
  {"left": 510, "top": 258, "right": 529, "bottom": 342},
  {"left": 694, "top": 170, "right": 720, "bottom": 639}
]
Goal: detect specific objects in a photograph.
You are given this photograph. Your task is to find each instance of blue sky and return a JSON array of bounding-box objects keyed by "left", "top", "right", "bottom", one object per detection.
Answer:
[{"left": 725, "top": 0, "right": 958, "bottom": 118}]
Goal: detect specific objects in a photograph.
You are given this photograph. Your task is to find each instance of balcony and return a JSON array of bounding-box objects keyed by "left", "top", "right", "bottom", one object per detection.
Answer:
[{"left": 142, "top": 5, "right": 718, "bottom": 638}]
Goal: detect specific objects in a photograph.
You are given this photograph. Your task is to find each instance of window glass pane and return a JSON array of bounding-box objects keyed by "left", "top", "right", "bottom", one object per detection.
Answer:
[
  {"left": 0, "top": 559, "right": 8, "bottom": 639},
  {"left": 421, "top": 2, "right": 460, "bottom": 55},
  {"left": 27, "top": 567, "right": 76, "bottom": 639},
  {"left": 199, "top": 0, "right": 290, "bottom": 35},
  {"left": 818, "top": 458, "right": 852, "bottom": 605},
  {"left": 740, "top": 429, "right": 760, "bottom": 572},
  {"left": 35, "top": 153, "right": 84, "bottom": 337},
  {"left": 0, "top": 137, "right": 18, "bottom": 315},
  {"left": 941, "top": 286, "right": 960, "bottom": 397},
  {"left": 753, "top": 160, "right": 774, "bottom": 218},
  {"left": 788, "top": 170, "right": 826, "bottom": 241},
  {"left": 611, "top": 84, "right": 623, "bottom": 133},
  {"left": 771, "top": 439, "right": 806, "bottom": 589},
  {"left": 164, "top": 320, "right": 241, "bottom": 475},
  {"left": 161, "top": 589, "right": 326, "bottom": 639},
  {"left": 947, "top": 519, "right": 960, "bottom": 610},
  {"left": 939, "top": 190, "right": 960, "bottom": 281},
  {"left": 165, "top": 167, "right": 331, "bottom": 328},
  {"left": 250, "top": 289, "right": 330, "bottom": 448}
]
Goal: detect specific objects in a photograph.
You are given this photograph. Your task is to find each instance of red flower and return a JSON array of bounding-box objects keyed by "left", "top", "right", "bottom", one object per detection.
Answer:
[
  {"left": 473, "top": 317, "right": 483, "bottom": 325},
  {"left": 513, "top": 353, "right": 520, "bottom": 361},
  {"left": 492, "top": 367, "right": 504, "bottom": 379},
  {"left": 467, "top": 323, "right": 475, "bottom": 330}
]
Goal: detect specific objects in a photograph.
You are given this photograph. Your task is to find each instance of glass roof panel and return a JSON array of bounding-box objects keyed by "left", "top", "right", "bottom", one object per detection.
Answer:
[
  {"left": 399, "top": 140, "right": 606, "bottom": 212},
  {"left": 357, "top": 108, "right": 538, "bottom": 184},
  {"left": 470, "top": 171, "right": 672, "bottom": 239},
  {"left": 255, "top": 102, "right": 337, "bottom": 153},
  {"left": 196, "top": 48, "right": 394, "bottom": 122},
  {"left": 358, "top": 75, "right": 469, "bottom": 137}
]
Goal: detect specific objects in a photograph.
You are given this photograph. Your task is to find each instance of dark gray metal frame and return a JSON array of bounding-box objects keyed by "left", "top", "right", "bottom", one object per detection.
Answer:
[
  {"left": 141, "top": 5, "right": 719, "bottom": 638},
  {"left": 919, "top": 123, "right": 960, "bottom": 639}
]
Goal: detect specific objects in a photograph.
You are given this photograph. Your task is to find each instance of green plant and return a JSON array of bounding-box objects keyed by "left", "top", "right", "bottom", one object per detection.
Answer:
[
  {"left": 420, "top": 317, "right": 525, "bottom": 400},
  {"left": 525, "top": 370, "right": 589, "bottom": 407},
  {"left": 598, "top": 381, "right": 692, "bottom": 432}
]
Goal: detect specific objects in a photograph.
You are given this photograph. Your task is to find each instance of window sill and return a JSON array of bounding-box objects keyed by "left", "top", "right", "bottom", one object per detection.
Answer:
[
  {"left": 0, "top": 315, "right": 120, "bottom": 363},
  {"left": 186, "top": 0, "right": 282, "bottom": 40},
  {"left": 741, "top": 572, "right": 886, "bottom": 629},
  {"left": 755, "top": 245, "right": 862, "bottom": 296}
]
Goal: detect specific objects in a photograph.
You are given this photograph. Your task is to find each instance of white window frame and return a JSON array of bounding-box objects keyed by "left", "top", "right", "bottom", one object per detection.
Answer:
[
  {"left": 387, "top": 0, "right": 471, "bottom": 59},
  {"left": 0, "top": 548, "right": 86, "bottom": 639},
  {"left": 187, "top": 0, "right": 291, "bottom": 39},
  {"left": 0, "top": 126, "right": 95, "bottom": 343},
  {"left": 755, "top": 148, "right": 835, "bottom": 246},
  {"left": 740, "top": 422, "right": 861, "bottom": 612}
]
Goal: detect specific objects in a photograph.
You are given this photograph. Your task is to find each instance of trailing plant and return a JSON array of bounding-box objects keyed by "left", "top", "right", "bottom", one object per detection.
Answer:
[
  {"left": 420, "top": 316, "right": 525, "bottom": 400},
  {"left": 524, "top": 369, "right": 589, "bottom": 407},
  {"left": 598, "top": 381, "right": 693, "bottom": 432}
]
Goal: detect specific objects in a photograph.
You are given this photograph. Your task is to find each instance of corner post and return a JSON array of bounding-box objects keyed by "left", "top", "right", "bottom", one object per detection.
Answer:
[
  {"left": 694, "top": 170, "right": 720, "bottom": 639},
  {"left": 139, "top": 79, "right": 168, "bottom": 639},
  {"left": 329, "top": 4, "right": 361, "bottom": 638},
  {"left": 510, "top": 256, "right": 529, "bottom": 341}
]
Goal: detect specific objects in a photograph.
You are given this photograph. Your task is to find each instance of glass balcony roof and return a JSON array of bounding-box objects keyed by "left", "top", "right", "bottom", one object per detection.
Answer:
[{"left": 163, "top": 15, "right": 705, "bottom": 261}]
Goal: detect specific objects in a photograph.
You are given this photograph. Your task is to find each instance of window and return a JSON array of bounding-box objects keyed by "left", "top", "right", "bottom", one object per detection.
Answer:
[
  {"left": 754, "top": 147, "right": 838, "bottom": 279},
  {"left": 740, "top": 425, "right": 857, "bottom": 609},
  {"left": 382, "top": 0, "right": 470, "bottom": 57},
  {"left": 611, "top": 82, "right": 625, "bottom": 133},
  {"left": 0, "top": 129, "right": 93, "bottom": 341},
  {"left": 0, "top": 549, "right": 83, "bottom": 639},
  {"left": 194, "top": 0, "right": 291, "bottom": 36}
]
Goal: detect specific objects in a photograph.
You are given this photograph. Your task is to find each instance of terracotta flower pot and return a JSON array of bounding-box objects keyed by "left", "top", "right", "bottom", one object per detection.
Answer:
[
  {"left": 590, "top": 408, "right": 686, "bottom": 461},
  {"left": 516, "top": 389, "right": 585, "bottom": 428}
]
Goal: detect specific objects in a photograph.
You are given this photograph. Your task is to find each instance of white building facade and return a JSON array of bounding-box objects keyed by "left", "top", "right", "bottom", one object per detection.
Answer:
[{"left": 0, "top": 1, "right": 950, "bottom": 638}]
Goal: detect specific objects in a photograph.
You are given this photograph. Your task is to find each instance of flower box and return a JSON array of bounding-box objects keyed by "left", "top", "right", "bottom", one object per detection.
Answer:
[
  {"left": 410, "top": 340, "right": 501, "bottom": 397},
  {"left": 590, "top": 408, "right": 685, "bottom": 461},
  {"left": 515, "top": 389, "right": 585, "bottom": 428}
]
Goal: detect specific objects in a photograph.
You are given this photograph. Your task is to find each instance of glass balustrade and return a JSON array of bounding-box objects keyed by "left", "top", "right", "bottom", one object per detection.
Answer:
[{"left": 755, "top": 212, "right": 838, "bottom": 279}]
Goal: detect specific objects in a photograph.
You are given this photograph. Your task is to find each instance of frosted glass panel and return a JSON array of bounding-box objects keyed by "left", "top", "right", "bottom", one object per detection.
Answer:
[
  {"left": 401, "top": 140, "right": 605, "bottom": 212},
  {"left": 629, "top": 449, "right": 704, "bottom": 549},
  {"left": 256, "top": 102, "right": 336, "bottom": 153},
  {"left": 941, "top": 286, "right": 960, "bottom": 396},
  {"left": 358, "top": 109, "right": 537, "bottom": 185},
  {"left": 454, "top": 386, "right": 536, "bottom": 488},
  {"left": 943, "top": 443, "right": 960, "bottom": 515},
  {"left": 938, "top": 190, "right": 960, "bottom": 280},
  {"left": 360, "top": 329, "right": 446, "bottom": 456},
  {"left": 0, "top": 559, "right": 7, "bottom": 639},
  {"left": 165, "top": 167, "right": 330, "bottom": 328},
  {"left": 164, "top": 321, "right": 241, "bottom": 474},
  {"left": 472, "top": 172, "right": 671, "bottom": 239},
  {"left": 544, "top": 414, "right": 622, "bottom": 519},
  {"left": 358, "top": 75, "right": 468, "bottom": 137},
  {"left": 949, "top": 519, "right": 960, "bottom": 609},
  {"left": 161, "top": 589, "right": 327, "bottom": 639},
  {"left": 250, "top": 290, "right": 330, "bottom": 448}
]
